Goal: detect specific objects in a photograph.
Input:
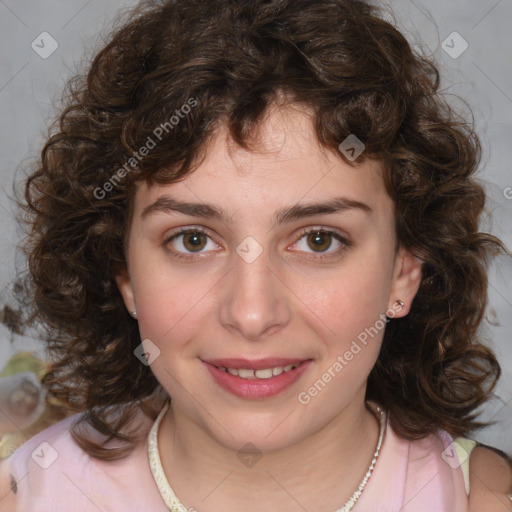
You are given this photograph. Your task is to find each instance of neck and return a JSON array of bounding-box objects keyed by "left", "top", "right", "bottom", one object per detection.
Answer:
[{"left": 157, "top": 390, "right": 380, "bottom": 512}]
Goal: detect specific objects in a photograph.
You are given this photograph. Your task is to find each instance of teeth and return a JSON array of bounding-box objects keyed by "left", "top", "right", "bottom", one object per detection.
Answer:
[
  {"left": 272, "top": 367, "right": 283, "bottom": 376},
  {"left": 254, "top": 368, "right": 273, "bottom": 379},
  {"left": 218, "top": 364, "right": 298, "bottom": 380}
]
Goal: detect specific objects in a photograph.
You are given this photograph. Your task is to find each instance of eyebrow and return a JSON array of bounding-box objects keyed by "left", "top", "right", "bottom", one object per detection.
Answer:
[{"left": 141, "top": 195, "right": 372, "bottom": 225}]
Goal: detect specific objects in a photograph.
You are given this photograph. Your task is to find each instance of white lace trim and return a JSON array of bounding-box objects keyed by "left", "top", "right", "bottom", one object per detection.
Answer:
[
  {"left": 147, "top": 399, "right": 190, "bottom": 512},
  {"left": 147, "top": 399, "right": 386, "bottom": 512}
]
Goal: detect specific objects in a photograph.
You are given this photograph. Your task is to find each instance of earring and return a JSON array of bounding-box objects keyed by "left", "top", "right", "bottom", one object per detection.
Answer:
[
  {"left": 131, "top": 311, "right": 137, "bottom": 317},
  {"left": 395, "top": 300, "right": 404, "bottom": 308}
]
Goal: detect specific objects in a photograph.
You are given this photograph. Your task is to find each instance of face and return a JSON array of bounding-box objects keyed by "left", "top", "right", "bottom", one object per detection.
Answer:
[{"left": 116, "top": 104, "right": 422, "bottom": 453}]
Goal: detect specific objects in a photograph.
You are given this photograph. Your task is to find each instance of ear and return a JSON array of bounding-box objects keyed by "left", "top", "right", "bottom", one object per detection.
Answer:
[
  {"left": 387, "top": 246, "right": 423, "bottom": 318},
  {"left": 115, "top": 266, "right": 136, "bottom": 315}
]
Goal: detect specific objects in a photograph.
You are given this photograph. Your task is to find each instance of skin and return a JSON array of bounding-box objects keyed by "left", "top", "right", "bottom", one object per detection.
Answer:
[
  {"left": 1, "top": 442, "right": 509, "bottom": 509},
  {"left": 115, "top": 103, "right": 424, "bottom": 511},
  {"left": 468, "top": 447, "right": 512, "bottom": 511},
  {"left": 0, "top": 103, "right": 508, "bottom": 510}
]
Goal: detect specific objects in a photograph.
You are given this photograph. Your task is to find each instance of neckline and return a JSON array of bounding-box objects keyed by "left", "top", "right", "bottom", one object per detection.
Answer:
[
  {"left": 147, "top": 398, "right": 387, "bottom": 512},
  {"left": 147, "top": 398, "right": 188, "bottom": 512}
]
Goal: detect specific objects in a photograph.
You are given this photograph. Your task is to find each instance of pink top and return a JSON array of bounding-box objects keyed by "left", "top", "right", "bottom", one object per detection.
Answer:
[{"left": 1, "top": 402, "right": 471, "bottom": 511}]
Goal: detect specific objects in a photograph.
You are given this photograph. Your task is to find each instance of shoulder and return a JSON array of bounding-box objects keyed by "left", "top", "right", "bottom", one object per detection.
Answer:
[
  {"left": 0, "top": 405, "right": 159, "bottom": 512},
  {"left": 468, "top": 444, "right": 512, "bottom": 511},
  {"left": 0, "top": 412, "right": 84, "bottom": 511},
  {"left": 0, "top": 456, "right": 16, "bottom": 511}
]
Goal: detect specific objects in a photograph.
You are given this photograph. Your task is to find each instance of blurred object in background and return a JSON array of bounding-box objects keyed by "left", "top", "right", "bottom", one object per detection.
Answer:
[
  {"left": 0, "top": 371, "right": 45, "bottom": 432},
  {"left": 0, "top": 352, "right": 71, "bottom": 458},
  {"left": 0, "top": 305, "right": 24, "bottom": 337}
]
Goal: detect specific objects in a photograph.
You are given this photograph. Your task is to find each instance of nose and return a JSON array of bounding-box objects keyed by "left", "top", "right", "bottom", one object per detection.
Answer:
[{"left": 218, "top": 245, "right": 292, "bottom": 341}]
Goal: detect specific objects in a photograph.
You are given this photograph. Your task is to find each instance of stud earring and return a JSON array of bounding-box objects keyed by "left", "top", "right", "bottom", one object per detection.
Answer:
[
  {"left": 395, "top": 300, "right": 404, "bottom": 308},
  {"left": 131, "top": 311, "right": 137, "bottom": 317}
]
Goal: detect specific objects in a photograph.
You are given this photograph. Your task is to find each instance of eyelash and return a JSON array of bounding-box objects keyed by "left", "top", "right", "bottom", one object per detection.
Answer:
[{"left": 164, "top": 225, "right": 352, "bottom": 262}]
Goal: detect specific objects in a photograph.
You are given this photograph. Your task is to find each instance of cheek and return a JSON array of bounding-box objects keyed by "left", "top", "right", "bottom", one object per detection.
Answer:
[
  {"left": 302, "top": 272, "right": 390, "bottom": 403},
  {"left": 132, "top": 259, "right": 219, "bottom": 355},
  {"left": 303, "top": 259, "right": 391, "bottom": 335},
  {"left": 136, "top": 278, "right": 199, "bottom": 341},
  {"left": 295, "top": 252, "right": 393, "bottom": 378}
]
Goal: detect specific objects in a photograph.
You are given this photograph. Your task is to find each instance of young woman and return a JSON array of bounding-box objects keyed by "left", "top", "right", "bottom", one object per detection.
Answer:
[{"left": 1, "top": 0, "right": 511, "bottom": 510}]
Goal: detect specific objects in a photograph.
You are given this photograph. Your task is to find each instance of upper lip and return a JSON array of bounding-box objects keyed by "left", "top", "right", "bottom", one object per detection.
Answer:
[{"left": 202, "top": 358, "right": 310, "bottom": 370}]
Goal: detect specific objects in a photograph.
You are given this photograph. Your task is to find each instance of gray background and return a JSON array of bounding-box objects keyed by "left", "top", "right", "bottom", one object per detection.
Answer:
[{"left": 1, "top": 0, "right": 511, "bottom": 452}]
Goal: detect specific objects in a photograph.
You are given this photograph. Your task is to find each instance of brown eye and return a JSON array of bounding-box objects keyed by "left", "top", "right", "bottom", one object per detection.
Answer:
[
  {"left": 165, "top": 227, "right": 218, "bottom": 260},
  {"left": 306, "top": 231, "right": 333, "bottom": 252},
  {"left": 182, "top": 231, "right": 207, "bottom": 252},
  {"left": 289, "top": 227, "right": 352, "bottom": 260}
]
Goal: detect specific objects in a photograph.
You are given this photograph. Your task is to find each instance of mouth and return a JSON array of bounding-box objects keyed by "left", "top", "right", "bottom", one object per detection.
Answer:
[
  {"left": 201, "top": 358, "right": 313, "bottom": 399},
  {"left": 211, "top": 363, "right": 300, "bottom": 380}
]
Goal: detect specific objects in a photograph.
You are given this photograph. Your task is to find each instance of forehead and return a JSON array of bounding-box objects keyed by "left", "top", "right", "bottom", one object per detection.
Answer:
[{"left": 133, "top": 104, "right": 391, "bottom": 218}]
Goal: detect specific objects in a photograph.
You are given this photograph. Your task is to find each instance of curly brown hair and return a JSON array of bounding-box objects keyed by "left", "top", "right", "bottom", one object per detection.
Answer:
[{"left": 17, "top": 0, "right": 510, "bottom": 460}]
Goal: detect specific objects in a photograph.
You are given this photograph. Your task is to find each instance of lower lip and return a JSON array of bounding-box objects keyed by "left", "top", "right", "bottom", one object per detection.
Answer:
[{"left": 202, "top": 360, "right": 313, "bottom": 399}]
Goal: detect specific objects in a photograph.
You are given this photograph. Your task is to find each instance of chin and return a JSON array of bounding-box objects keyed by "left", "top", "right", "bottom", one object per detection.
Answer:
[{"left": 206, "top": 412, "right": 309, "bottom": 455}]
